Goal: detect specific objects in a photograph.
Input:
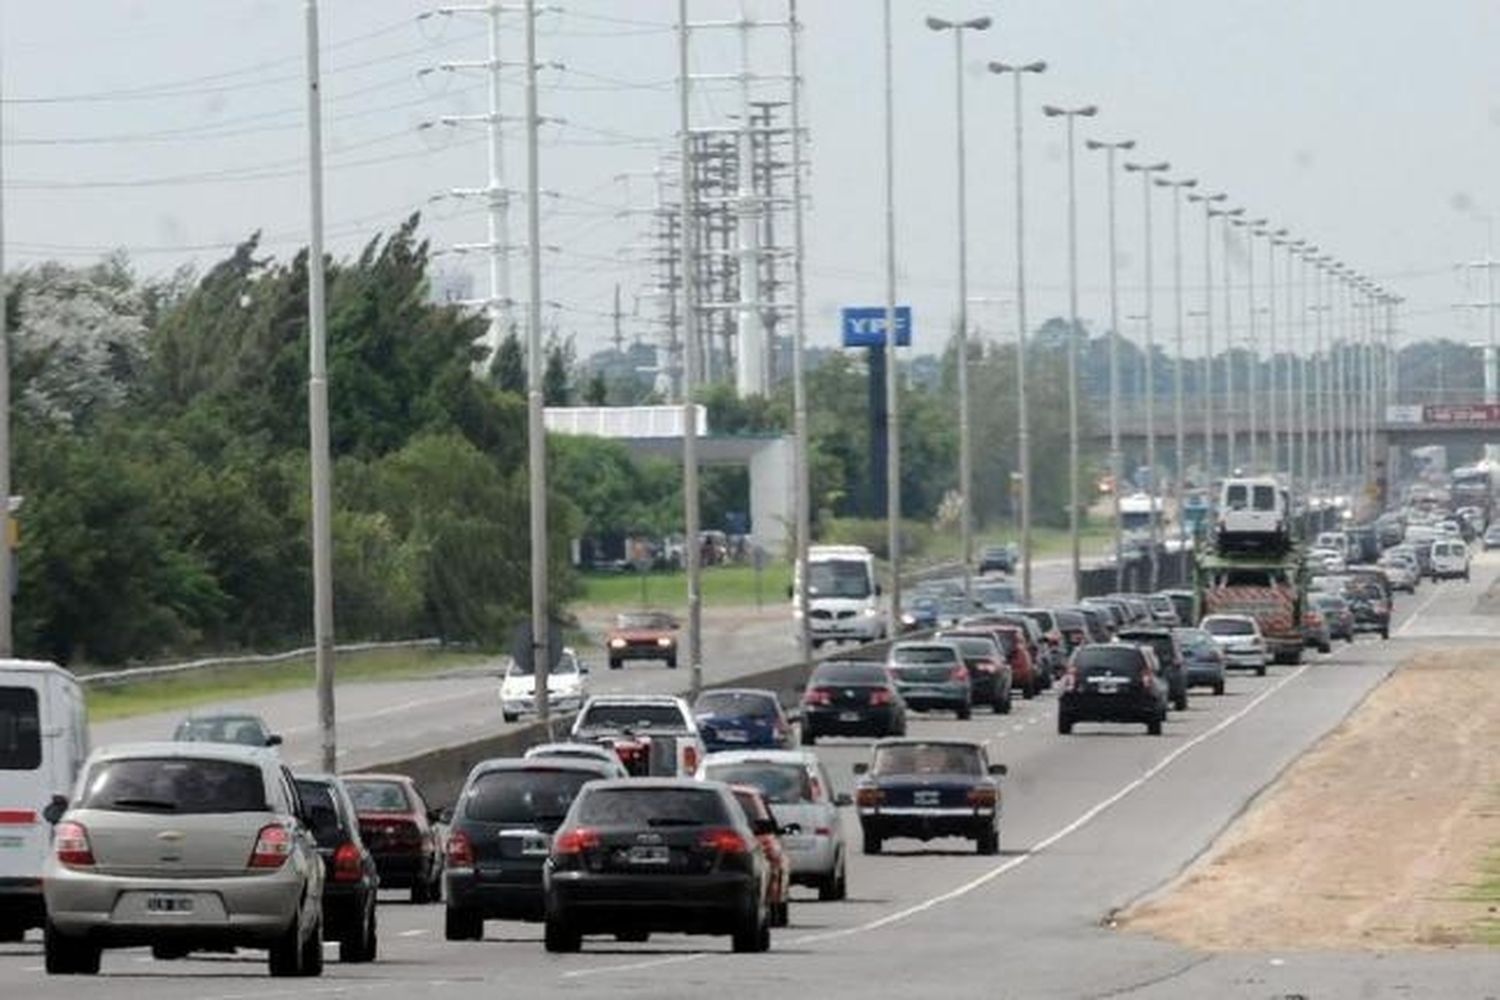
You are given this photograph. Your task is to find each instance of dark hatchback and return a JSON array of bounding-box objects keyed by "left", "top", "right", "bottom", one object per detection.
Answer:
[
  {"left": 693, "top": 689, "right": 792, "bottom": 753},
  {"left": 933, "top": 629, "right": 1014, "bottom": 713},
  {"left": 1114, "top": 626, "right": 1189, "bottom": 711},
  {"left": 294, "top": 775, "right": 379, "bottom": 963},
  {"left": 1173, "top": 627, "right": 1227, "bottom": 695},
  {"left": 854, "top": 740, "right": 1006, "bottom": 856},
  {"left": 800, "top": 659, "right": 907, "bottom": 744},
  {"left": 1058, "top": 643, "right": 1169, "bottom": 736},
  {"left": 1342, "top": 570, "right": 1393, "bottom": 639},
  {"left": 443, "top": 758, "right": 617, "bottom": 939},
  {"left": 542, "top": 779, "right": 773, "bottom": 953},
  {"left": 886, "top": 642, "right": 973, "bottom": 719}
]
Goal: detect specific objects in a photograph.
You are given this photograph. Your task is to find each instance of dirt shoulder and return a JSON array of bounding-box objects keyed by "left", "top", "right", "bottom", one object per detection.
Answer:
[{"left": 1121, "top": 648, "right": 1500, "bottom": 950}]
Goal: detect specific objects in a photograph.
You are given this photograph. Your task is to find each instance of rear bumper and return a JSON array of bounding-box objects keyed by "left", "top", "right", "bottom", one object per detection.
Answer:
[
  {"left": 893, "top": 686, "right": 969, "bottom": 713},
  {"left": 320, "top": 883, "right": 368, "bottom": 938},
  {"left": 1183, "top": 665, "right": 1225, "bottom": 687},
  {"left": 545, "top": 871, "right": 756, "bottom": 933},
  {"left": 371, "top": 851, "right": 432, "bottom": 888},
  {"left": 803, "top": 705, "right": 898, "bottom": 736},
  {"left": 1060, "top": 692, "right": 1160, "bottom": 723},
  {"left": 447, "top": 869, "right": 544, "bottom": 920},
  {"left": 859, "top": 808, "right": 994, "bottom": 842}
]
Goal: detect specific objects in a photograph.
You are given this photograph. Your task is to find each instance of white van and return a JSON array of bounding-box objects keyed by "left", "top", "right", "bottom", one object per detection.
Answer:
[
  {"left": 1429, "top": 539, "right": 1471, "bottom": 581},
  {"left": 1216, "top": 477, "right": 1290, "bottom": 554},
  {"left": 0, "top": 660, "right": 88, "bottom": 940},
  {"left": 793, "top": 545, "right": 884, "bottom": 647}
]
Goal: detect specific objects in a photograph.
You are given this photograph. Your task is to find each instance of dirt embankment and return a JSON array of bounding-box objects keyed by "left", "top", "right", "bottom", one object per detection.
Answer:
[{"left": 1122, "top": 649, "right": 1500, "bottom": 950}]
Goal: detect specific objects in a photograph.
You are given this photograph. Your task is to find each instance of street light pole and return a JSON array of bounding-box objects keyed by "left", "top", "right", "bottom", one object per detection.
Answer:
[
  {"left": 1232, "top": 216, "right": 1267, "bottom": 472},
  {"left": 1264, "top": 227, "right": 1288, "bottom": 474},
  {"left": 1124, "top": 159, "right": 1169, "bottom": 588},
  {"left": 989, "top": 58, "right": 1047, "bottom": 604},
  {"left": 882, "top": 0, "right": 903, "bottom": 637},
  {"left": 1218, "top": 206, "right": 1246, "bottom": 472},
  {"left": 927, "top": 14, "right": 992, "bottom": 603},
  {"left": 787, "top": 0, "right": 812, "bottom": 666},
  {"left": 1188, "top": 191, "right": 1227, "bottom": 479},
  {"left": 1157, "top": 176, "right": 1196, "bottom": 549},
  {"left": 1043, "top": 104, "right": 1097, "bottom": 600},
  {"left": 0, "top": 33, "right": 10, "bottom": 656},
  {"left": 1086, "top": 137, "right": 1135, "bottom": 589},
  {"left": 677, "top": 0, "right": 703, "bottom": 699}
]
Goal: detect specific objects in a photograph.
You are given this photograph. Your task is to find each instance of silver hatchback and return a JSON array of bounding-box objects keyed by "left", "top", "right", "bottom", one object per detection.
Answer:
[{"left": 42, "top": 742, "right": 325, "bottom": 977}]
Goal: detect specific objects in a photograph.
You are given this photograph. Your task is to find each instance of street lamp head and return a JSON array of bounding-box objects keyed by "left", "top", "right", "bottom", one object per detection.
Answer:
[
  {"left": 1023, "top": 60, "right": 1048, "bottom": 72},
  {"left": 1155, "top": 177, "right": 1197, "bottom": 189},
  {"left": 990, "top": 59, "right": 1048, "bottom": 75},
  {"left": 967, "top": 16, "right": 994, "bottom": 30},
  {"left": 926, "top": 16, "right": 953, "bottom": 30},
  {"left": 1086, "top": 138, "right": 1134, "bottom": 151}
]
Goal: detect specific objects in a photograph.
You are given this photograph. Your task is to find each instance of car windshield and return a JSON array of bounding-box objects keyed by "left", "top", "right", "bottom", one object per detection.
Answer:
[
  {"left": 1073, "top": 646, "right": 1145, "bottom": 674},
  {"left": 573, "top": 787, "right": 728, "bottom": 827},
  {"left": 345, "top": 780, "right": 411, "bottom": 813},
  {"left": 890, "top": 645, "right": 959, "bottom": 665},
  {"left": 616, "top": 612, "right": 674, "bottom": 630},
  {"left": 463, "top": 769, "right": 596, "bottom": 826},
  {"left": 1203, "top": 618, "right": 1254, "bottom": 636},
  {"left": 578, "top": 703, "right": 688, "bottom": 730},
  {"left": 79, "top": 757, "right": 267, "bottom": 814},
  {"left": 694, "top": 692, "right": 778, "bottom": 718},
  {"left": 807, "top": 559, "right": 873, "bottom": 599},
  {"left": 1175, "top": 631, "right": 1219, "bottom": 656},
  {"left": 702, "top": 762, "right": 812, "bottom": 804},
  {"left": 872, "top": 743, "right": 983, "bottom": 777},
  {"left": 173, "top": 716, "right": 268, "bottom": 746},
  {"left": 811, "top": 662, "right": 888, "bottom": 685}
]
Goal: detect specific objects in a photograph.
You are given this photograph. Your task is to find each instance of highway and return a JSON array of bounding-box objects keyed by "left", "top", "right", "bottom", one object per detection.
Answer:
[{"left": 4, "top": 558, "right": 1497, "bottom": 996}]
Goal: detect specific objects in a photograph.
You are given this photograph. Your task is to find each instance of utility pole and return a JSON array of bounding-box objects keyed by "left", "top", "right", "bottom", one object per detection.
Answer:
[
  {"left": 0, "top": 34, "right": 10, "bottom": 657},
  {"left": 1124, "top": 159, "right": 1168, "bottom": 588},
  {"left": 788, "top": 0, "right": 811, "bottom": 665},
  {"left": 882, "top": 0, "right": 903, "bottom": 636},
  {"left": 1189, "top": 191, "right": 1227, "bottom": 479},
  {"left": 304, "top": 0, "right": 337, "bottom": 773},
  {"left": 678, "top": 0, "right": 704, "bottom": 698},
  {"left": 1157, "top": 176, "right": 1196, "bottom": 549},
  {"left": 734, "top": 0, "right": 766, "bottom": 397}
]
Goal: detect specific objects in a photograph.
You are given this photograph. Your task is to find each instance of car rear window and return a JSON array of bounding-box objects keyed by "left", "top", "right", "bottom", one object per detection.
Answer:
[
  {"left": 938, "top": 635, "right": 1001, "bottom": 659},
  {"left": 1073, "top": 646, "right": 1146, "bottom": 675},
  {"left": 79, "top": 757, "right": 268, "bottom": 814},
  {"left": 346, "top": 780, "right": 411, "bottom": 813},
  {"left": 578, "top": 703, "right": 688, "bottom": 730},
  {"left": 872, "top": 743, "right": 982, "bottom": 777},
  {"left": 173, "top": 716, "right": 267, "bottom": 746},
  {"left": 811, "top": 662, "right": 887, "bottom": 685},
  {"left": 463, "top": 769, "right": 596, "bottom": 826},
  {"left": 0, "top": 686, "right": 41, "bottom": 771},
  {"left": 294, "top": 780, "right": 346, "bottom": 848},
  {"left": 573, "top": 787, "right": 729, "bottom": 827},
  {"left": 976, "top": 583, "right": 1020, "bottom": 606},
  {"left": 694, "top": 692, "right": 777, "bottom": 718},
  {"left": 701, "top": 762, "right": 812, "bottom": 804},
  {"left": 1203, "top": 618, "right": 1254, "bottom": 636},
  {"left": 891, "top": 645, "right": 959, "bottom": 664}
]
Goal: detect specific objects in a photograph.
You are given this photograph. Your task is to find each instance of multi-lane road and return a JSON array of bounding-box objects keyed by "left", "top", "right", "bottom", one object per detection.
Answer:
[{"left": 7, "top": 557, "right": 1498, "bottom": 997}]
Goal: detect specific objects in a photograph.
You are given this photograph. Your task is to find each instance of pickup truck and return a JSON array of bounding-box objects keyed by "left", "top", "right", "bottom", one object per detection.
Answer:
[{"left": 568, "top": 695, "right": 706, "bottom": 777}]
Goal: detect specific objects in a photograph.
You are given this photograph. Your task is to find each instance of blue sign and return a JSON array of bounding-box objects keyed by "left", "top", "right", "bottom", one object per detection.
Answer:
[{"left": 840, "top": 305, "right": 913, "bottom": 348}]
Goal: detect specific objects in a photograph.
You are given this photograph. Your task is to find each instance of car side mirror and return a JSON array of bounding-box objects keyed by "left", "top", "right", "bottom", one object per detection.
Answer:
[
  {"left": 265, "top": 734, "right": 283, "bottom": 748},
  {"left": 752, "top": 818, "right": 779, "bottom": 838},
  {"left": 852, "top": 763, "right": 869, "bottom": 776},
  {"left": 988, "top": 763, "right": 1008, "bottom": 777},
  {"left": 43, "top": 795, "right": 69, "bottom": 825},
  {"left": 428, "top": 808, "right": 446, "bottom": 824},
  {"left": 833, "top": 792, "right": 853, "bottom": 808}
]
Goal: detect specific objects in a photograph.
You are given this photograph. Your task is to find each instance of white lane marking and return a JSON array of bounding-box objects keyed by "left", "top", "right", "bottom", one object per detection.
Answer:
[
  {"left": 281, "top": 689, "right": 485, "bottom": 736},
  {"left": 562, "top": 662, "right": 1311, "bottom": 979},
  {"left": 399, "top": 928, "right": 429, "bottom": 938},
  {"left": 1395, "top": 583, "right": 1448, "bottom": 637}
]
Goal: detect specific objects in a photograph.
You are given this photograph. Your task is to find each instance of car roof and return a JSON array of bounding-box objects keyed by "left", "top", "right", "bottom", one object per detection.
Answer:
[
  {"left": 469, "top": 757, "right": 617, "bottom": 778},
  {"left": 580, "top": 777, "right": 730, "bottom": 793},
  {"left": 89, "top": 741, "right": 278, "bottom": 764},
  {"left": 701, "top": 749, "right": 816, "bottom": 767},
  {"left": 341, "top": 772, "right": 413, "bottom": 784},
  {"left": 583, "top": 694, "right": 685, "bottom": 705},
  {"left": 870, "top": 737, "right": 984, "bottom": 751},
  {"left": 695, "top": 687, "right": 778, "bottom": 700},
  {"left": 1201, "top": 613, "right": 1256, "bottom": 622}
]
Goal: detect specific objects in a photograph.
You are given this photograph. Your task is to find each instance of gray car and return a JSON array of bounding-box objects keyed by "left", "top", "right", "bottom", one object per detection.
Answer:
[{"left": 43, "top": 742, "right": 325, "bottom": 977}]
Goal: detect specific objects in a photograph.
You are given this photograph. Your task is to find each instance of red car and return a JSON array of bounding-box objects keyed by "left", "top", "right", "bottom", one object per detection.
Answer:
[
  {"left": 966, "top": 623, "right": 1040, "bottom": 698},
  {"left": 730, "top": 785, "right": 790, "bottom": 928},
  {"left": 606, "top": 611, "right": 680, "bottom": 669},
  {"left": 343, "top": 773, "right": 445, "bottom": 904}
]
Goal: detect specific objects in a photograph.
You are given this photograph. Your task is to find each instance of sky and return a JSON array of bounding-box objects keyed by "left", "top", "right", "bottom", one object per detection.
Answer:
[{"left": 4, "top": 0, "right": 1500, "bottom": 363}]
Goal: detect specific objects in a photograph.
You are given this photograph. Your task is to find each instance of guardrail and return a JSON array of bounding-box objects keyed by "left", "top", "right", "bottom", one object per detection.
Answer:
[{"left": 77, "top": 638, "right": 444, "bottom": 688}]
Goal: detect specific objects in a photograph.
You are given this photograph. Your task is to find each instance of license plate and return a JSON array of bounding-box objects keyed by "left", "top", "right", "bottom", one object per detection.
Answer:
[
  {"left": 838, "top": 711, "right": 861, "bottom": 722},
  {"left": 1088, "top": 677, "right": 1124, "bottom": 693},
  {"left": 521, "top": 834, "right": 550, "bottom": 857},
  {"left": 718, "top": 730, "right": 747, "bottom": 742},
  {"left": 913, "top": 790, "right": 940, "bottom": 806},
  {"left": 627, "top": 845, "right": 670, "bottom": 865},
  {"left": 145, "top": 894, "right": 194, "bottom": 914}
]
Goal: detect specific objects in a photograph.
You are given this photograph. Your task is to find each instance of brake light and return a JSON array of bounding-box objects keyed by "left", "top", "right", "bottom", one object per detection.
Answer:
[
  {"left": 803, "top": 687, "right": 833, "bottom": 706},
  {"left": 445, "top": 830, "right": 475, "bottom": 870},
  {"left": 855, "top": 786, "right": 884, "bottom": 808},
  {"left": 697, "top": 827, "right": 749, "bottom": 854},
  {"left": 971, "top": 659, "right": 998, "bottom": 674},
  {"left": 1061, "top": 666, "right": 1078, "bottom": 692},
  {"left": 809, "top": 775, "right": 823, "bottom": 800},
  {"left": 1140, "top": 666, "right": 1154, "bottom": 688},
  {"left": 949, "top": 664, "right": 970, "bottom": 683},
  {"left": 682, "top": 745, "right": 699, "bottom": 775},
  {"left": 249, "top": 824, "right": 293, "bottom": 869},
  {"left": 553, "top": 828, "right": 602, "bottom": 856},
  {"left": 869, "top": 688, "right": 893, "bottom": 706},
  {"left": 53, "top": 821, "right": 94, "bottom": 867},
  {"left": 814, "top": 826, "right": 833, "bottom": 837},
  {"left": 332, "top": 840, "right": 364, "bottom": 882},
  {"left": 967, "top": 786, "right": 998, "bottom": 809}
]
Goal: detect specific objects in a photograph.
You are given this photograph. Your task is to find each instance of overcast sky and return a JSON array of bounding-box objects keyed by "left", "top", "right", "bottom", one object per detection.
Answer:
[{"left": 4, "top": 0, "right": 1499, "bottom": 360}]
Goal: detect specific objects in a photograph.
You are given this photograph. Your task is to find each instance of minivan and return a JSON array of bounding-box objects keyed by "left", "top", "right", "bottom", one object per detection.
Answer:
[
  {"left": 0, "top": 660, "right": 88, "bottom": 941},
  {"left": 1430, "top": 539, "right": 1470, "bottom": 581}
]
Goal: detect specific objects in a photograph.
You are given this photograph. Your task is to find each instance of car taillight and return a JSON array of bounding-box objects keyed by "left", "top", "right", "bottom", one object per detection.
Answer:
[
  {"left": 682, "top": 745, "right": 699, "bottom": 774},
  {"left": 445, "top": 830, "right": 475, "bottom": 870},
  {"left": 249, "top": 824, "right": 293, "bottom": 869},
  {"left": 971, "top": 659, "right": 998, "bottom": 674},
  {"left": 332, "top": 840, "right": 364, "bottom": 882},
  {"left": 967, "top": 787, "right": 998, "bottom": 809},
  {"left": 869, "top": 688, "right": 893, "bottom": 706},
  {"left": 949, "top": 664, "right": 970, "bottom": 683},
  {"left": 553, "top": 828, "right": 602, "bottom": 856},
  {"left": 814, "top": 826, "right": 833, "bottom": 837},
  {"left": 53, "top": 821, "right": 94, "bottom": 867},
  {"left": 1139, "top": 666, "right": 1154, "bottom": 689},
  {"left": 803, "top": 687, "right": 833, "bottom": 706},
  {"left": 697, "top": 827, "right": 749, "bottom": 854},
  {"left": 809, "top": 775, "right": 824, "bottom": 800},
  {"left": 855, "top": 786, "right": 884, "bottom": 808},
  {"left": 1061, "top": 667, "right": 1078, "bottom": 692}
]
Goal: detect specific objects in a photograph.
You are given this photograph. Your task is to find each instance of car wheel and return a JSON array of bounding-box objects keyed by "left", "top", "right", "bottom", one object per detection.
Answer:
[
  {"left": 994, "top": 692, "right": 1010, "bottom": 714},
  {"left": 268, "top": 916, "right": 303, "bottom": 977},
  {"left": 819, "top": 856, "right": 848, "bottom": 901},
  {"left": 358, "top": 902, "right": 379, "bottom": 961},
  {"left": 1255, "top": 663, "right": 1267, "bottom": 677},
  {"left": 732, "top": 900, "right": 769, "bottom": 953},
  {"left": 151, "top": 944, "right": 189, "bottom": 961},
  {"left": 862, "top": 833, "right": 883, "bottom": 856},
  {"left": 44, "top": 921, "right": 100, "bottom": 976},
  {"left": 502, "top": 710, "right": 519, "bottom": 724},
  {"left": 609, "top": 659, "right": 622, "bottom": 670},
  {"left": 445, "top": 905, "right": 483, "bottom": 942},
  {"left": 0, "top": 922, "right": 22, "bottom": 944},
  {"left": 1057, "top": 713, "right": 1073, "bottom": 735},
  {"left": 299, "top": 917, "right": 324, "bottom": 977},
  {"left": 1147, "top": 716, "right": 1163, "bottom": 736},
  {"left": 1320, "top": 641, "right": 1332, "bottom": 654},
  {"left": 801, "top": 728, "right": 817, "bottom": 746},
  {"left": 666, "top": 657, "right": 678, "bottom": 669},
  {"left": 544, "top": 914, "right": 581, "bottom": 953},
  {"left": 1213, "top": 681, "right": 1225, "bottom": 696},
  {"left": 1022, "top": 680, "right": 1036, "bottom": 700},
  {"left": 1173, "top": 692, "right": 1188, "bottom": 712},
  {"left": 957, "top": 704, "right": 972, "bottom": 721},
  {"left": 977, "top": 828, "right": 999, "bottom": 856}
]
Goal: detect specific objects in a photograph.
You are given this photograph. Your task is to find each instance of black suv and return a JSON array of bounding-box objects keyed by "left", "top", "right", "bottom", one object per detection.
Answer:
[
  {"left": 1058, "top": 643, "right": 1169, "bottom": 736},
  {"left": 293, "top": 774, "right": 380, "bottom": 964},
  {"left": 1114, "top": 626, "right": 1189, "bottom": 711},
  {"left": 444, "top": 757, "right": 620, "bottom": 940}
]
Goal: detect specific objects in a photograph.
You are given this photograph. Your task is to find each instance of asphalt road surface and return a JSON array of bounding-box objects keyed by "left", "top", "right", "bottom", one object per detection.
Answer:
[
  {"left": 11, "top": 556, "right": 1497, "bottom": 997},
  {"left": 94, "top": 559, "right": 1082, "bottom": 772}
]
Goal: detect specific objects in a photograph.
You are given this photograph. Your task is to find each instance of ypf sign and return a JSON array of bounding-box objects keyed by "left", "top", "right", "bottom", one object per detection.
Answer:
[
  {"left": 840, "top": 306, "right": 913, "bottom": 348},
  {"left": 1423, "top": 403, "right": 1500, "bottom": 424}
]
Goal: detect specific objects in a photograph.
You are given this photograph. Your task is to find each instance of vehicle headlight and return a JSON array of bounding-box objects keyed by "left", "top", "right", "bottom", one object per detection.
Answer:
[
  {"left": 609, "top": 638, "right": 627, "bottom": 649},
  {"left": 863, "top": 607, "right": 880, "bottom": 618},
  {"left": 657, "top": 636, "right": 673, "bottom": 647},
  {"left": 900, "top": 614, "right": 916, "bottom": 626}
]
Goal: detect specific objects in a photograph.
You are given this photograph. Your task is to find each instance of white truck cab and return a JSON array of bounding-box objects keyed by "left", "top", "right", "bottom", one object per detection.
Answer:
[
  {"left": 0, "top": 659, "right": 88, "bottom": 940},
  {"left": 793, "top": 545, "right": 885, "bottom": 647}
]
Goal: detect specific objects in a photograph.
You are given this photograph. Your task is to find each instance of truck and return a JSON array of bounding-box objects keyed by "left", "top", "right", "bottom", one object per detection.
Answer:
[
  {"left": 792, "top": 544, "right": 884, "bottom": 648},
  {"left": 569, "top": 695, "right": 706, "bottom": 778},
  {"left": 1195, "top": 551, "right": 1307, "bottom": 665}
]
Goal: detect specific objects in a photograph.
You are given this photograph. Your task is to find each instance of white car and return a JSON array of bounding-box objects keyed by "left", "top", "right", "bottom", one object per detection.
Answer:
[
  {"left": 696, "top": 749, "right": 850, "bottom": 901},
  {"left": 1307, "top": 547, "right": 1347, "bottom": 573},
  {"left": 522, "top": 742, "right": 629, "bottom": 778},
  {"left": 1429, "top": 539, "right": 1471, "bottom": 581},
  {"left": 1378, "top": 555, "right": 1419, "bottom": 593},
  {"left": 500, "top": 648, "right": 587, "bottom": 722},
  {"left": 1199, "top": 614, "right": 1269, "bottom": 674}
]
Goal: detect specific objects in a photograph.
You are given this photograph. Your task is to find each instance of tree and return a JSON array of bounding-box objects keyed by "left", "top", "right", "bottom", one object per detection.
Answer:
[
  {"left": 491, "top": 328, "right": 525, "bottom": 394},
  {"left": 543, "top": 339, "right": 571, "bottom": 406},
  {"left": 583, "top": 369, "right": 608, "bottom": 406}
]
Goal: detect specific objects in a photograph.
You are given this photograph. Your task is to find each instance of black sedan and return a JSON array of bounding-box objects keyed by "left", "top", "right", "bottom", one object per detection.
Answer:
[
  {"left": 542, "top": 779, "right": 773, "bottom": 953},
  {"left": 799, "top": 659, "right": 907, "bottom": 745},
  {"left": 1114, "top": 626, "right": 1189, "bottom": 711},
  {"left": 1058, "top": 643, "right": 1169, "bottom": 736},
  {"left": 443, "top": 757, "right": 620, "bottom": 940},
  {"left": 853, "top": 739, "right": 1006, "bottom": 856},
  {"left": 293, "top": 774, "right": 379, "bottom": 963}
]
